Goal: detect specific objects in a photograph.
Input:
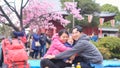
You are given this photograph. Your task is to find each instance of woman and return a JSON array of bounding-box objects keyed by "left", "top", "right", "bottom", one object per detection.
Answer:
[
  {"left": 31, "top": 29, "right": 40, "bottom": 59},
  {"left": 40, "top": 29, "right": 71, "bottom": 68}
]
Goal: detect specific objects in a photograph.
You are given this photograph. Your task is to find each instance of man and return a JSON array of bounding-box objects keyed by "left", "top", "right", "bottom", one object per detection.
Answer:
[
  {"left": 42, "top": 25, "right": 103, "bottom": 68},
  {"left": 39, "top": 30, "right": 51, "bottom": 57}
]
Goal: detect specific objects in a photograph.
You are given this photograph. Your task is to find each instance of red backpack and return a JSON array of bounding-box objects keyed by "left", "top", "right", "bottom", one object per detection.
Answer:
[
  {"left": 20, "top": 36, "right": 27, "bottom": 44},
  {"left": 2, "top": 38, "right": 30, "bottom": 68}
]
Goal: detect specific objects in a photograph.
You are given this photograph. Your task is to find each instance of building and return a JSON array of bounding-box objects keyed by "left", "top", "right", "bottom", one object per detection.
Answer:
[
  {"left": 98, "top": 12, "right": 119, "bottom": 38},
  {"left": 98, "top": 27, "right": 119, "bottom": 37}
]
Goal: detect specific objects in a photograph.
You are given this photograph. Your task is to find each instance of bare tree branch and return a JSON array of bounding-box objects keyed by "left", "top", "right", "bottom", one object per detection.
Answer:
[
  {"left": 23, "top": 18, "right": 34, "bottom": 28},
  {"left": 22, "top": 0, "right": 29, "bottom": 9},
  {"left": 0, "top": 14, "right": 5, "bottom": 17},
  {"left": 24, "top": 23, "right": 30, "bottom": 28},
  {"left": 14, "top": 0, "right": 16, "bottom": 9},
  {"left": 4, "top": 0, "right": 21, "bottom": 23},
  {"left": 21, "top": 0, "right": 29, "bottom": 29},
  {"left": 4, "top": 0, "right": 14, "bottom": 11},
  {"left": 20, "top": 0, "right": 29, "bottom": 29},
  {"left": 19, "top": 0, "right": 24, "bottom": 29},
  {"left": 0, "top": 6, "right": 19, "bottom": 31},
  {"left": 1, "top": 22, "right": 11, "bottom": 26}
]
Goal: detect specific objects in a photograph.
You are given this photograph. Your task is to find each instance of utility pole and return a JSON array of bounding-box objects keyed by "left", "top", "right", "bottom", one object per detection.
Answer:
[{"left": 72, "top": 0, "right": 75, "bottom": 28}]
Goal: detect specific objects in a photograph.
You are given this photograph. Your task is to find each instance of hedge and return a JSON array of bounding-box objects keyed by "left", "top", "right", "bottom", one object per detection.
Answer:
[{"left": 92, "top": 37, "right": 120, "bottom": 59}]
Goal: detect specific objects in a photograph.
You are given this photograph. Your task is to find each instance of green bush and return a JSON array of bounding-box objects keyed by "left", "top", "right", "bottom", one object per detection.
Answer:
[
  {"left": 92, "top": 41, "right": 111, "bottom": 59},
  {"left": 92, "top": 37, "right": 120, "bottom": 59}
]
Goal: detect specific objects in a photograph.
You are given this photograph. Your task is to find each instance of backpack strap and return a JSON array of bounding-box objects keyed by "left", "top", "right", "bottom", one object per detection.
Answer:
[
  {"left": 8, "top": 38, "right": 21, "bottom": 45},
  {"left": 17, "top": 38, "right": 21, "bottom": 44},
  {"left": 12, "top": 62, "right": 15, "bottom": 68},
  {"left": 8, "top": 39, "right": 12, "bottom": 45},
  {"left": 12, "top": 62, "right": 18, "bottom": 68},
  {"left": 24, "top": 61, "right": 27, "bottom": 68},
  {"left": 0, "top": 46, "right": 2, "bottom": 60}
]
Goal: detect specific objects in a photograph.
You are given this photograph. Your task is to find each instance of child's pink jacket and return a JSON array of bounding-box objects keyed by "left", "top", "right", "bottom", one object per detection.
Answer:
[{"left": 44, "top": 34, "right": 71, "bottom": 57}]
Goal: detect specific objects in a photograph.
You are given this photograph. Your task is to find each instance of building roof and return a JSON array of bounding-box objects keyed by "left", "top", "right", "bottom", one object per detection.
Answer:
[
  {"left": 99, "top": 12, "right": 116, "bottom": 17},
  {"left": 94, "top": 12, "right": 116, "bottom": 22},
  {"left": 98, "top": 27, "right": 119, "bottom": 32}
]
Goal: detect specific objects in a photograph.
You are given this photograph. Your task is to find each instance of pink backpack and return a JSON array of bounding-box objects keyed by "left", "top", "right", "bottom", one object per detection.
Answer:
[{"left": 2, "top": 38, "right": 29, "bottom": 68}]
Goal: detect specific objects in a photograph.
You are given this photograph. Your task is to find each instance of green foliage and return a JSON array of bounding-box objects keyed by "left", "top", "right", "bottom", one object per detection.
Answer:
[
  {"left": 101, "top": 4, "right": 119, "bottom": 13},
  {"left": 75, "top": 16, "right": 88, "bottom": 27},
  {"left": 92, "top": 41, "right": 111, "bottom": 59},
  {"left": 103, "top": 21, "right": 111, "bottom": 27},
  {"left": 61, "top": 0, "right": 72, "bottom": 7},
  {"left": 76, "top": 0, "right": 100, "bottom": 14},
  {"left": 100, "top": 37, "right": 120, "bottom": 58},
  {"left": 92, "top": 37, "right": 120, "bottom": 59},
  {"left": 0, "top": 25, "right": 5, "bottom": 35},
  {"left": 99, "top": 21, "right": 112, "bottom": 28},
  {"left": 75, "top": 15, "right": 99, "bottom": 27},
  {"left": 61, "top": 0, "right": 100, "bottom": 28},
  {"left": 115, "top": 12, "right": 120, "bottom": 21},
  {"left": 65, "top": 14, "right": 73, "bottom": 28},
  {"left": 61, "top": 0, "right": 100, "bottom": 14},
  {"left": 0, "top": 24, "right": 12, "bottom": 37},
  {"left": 101, "top": 4, "right": 120, "bottom": 21},
  {"left": 66, "top": 15, "right": 99, "bottom": 28}
]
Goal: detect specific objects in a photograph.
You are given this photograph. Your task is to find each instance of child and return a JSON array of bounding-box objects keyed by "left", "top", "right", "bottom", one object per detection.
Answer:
[
  {"left": 63, "top": 35, "right": 75, "bottom": 63},
  {"left": 43, "top": 30, "right": 71, "bottom": 58}
]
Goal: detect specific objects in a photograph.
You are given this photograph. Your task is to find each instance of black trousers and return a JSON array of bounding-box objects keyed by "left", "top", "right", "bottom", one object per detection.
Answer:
[
  {"left": 0, "top": 50, "right": 3, "bottom": 67},
  {"left": 73, "top": 56, "right": 92, "bottom": 68},
  {"left": 40, "top": 59, "right": 71, "bottom": 68},
  {"left": 31, "top": 50, "right": 39, "bottom": 59},
  {"left": 40, "top": 57, "right": 92, "bottom": 68}
]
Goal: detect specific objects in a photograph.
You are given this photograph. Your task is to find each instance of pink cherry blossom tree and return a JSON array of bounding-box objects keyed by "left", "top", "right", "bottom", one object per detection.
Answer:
[
  {"left": 0, "top": 0, "right": 83, "bottom": 31},
  {"left": 23, "top": 0, "right": 71, "bottom": 30}
]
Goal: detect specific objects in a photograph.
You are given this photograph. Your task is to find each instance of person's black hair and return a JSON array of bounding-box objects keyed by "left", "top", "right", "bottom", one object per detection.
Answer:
[
  {"left": 58, "top": 29, "right": 69, "bottom": 36},
  {"left": 40, "top": 33, "right": 45, "bottom": 35},
  {"left": 104, "top": 34, "right": 107, "bottom": 37},
  {"left": 72, "top": 25, "right": 83, "bottom": 32},
  {"left": 11, "top": 32, "right": 18, "bottom": 38}
]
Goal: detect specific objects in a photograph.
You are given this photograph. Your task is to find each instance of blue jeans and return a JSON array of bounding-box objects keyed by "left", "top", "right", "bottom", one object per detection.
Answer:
[
  {"left": 32, "top": 50, "right": 39, "bottom": 59},
  {"left": 91, "top": 63, "right": 104, "bottom": 68},
  {"left": 40, "top": 45, "right": 46, "bottom": 57}
]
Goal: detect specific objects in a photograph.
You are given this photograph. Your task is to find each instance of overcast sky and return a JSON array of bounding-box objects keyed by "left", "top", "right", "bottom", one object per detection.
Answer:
[
  {"left": 95, "top": 0, "right": 120, "bottom": 11},
  {"left": 0, "top": 0, "right": 120, "bottom": 11}
]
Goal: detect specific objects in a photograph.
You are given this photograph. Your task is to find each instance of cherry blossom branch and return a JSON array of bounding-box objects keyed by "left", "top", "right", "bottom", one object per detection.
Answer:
[{"left": 64, "top": 2, "right": 83, "bottom": 20}]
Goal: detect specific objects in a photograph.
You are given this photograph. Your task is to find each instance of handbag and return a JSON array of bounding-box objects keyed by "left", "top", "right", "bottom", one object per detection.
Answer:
[{"left": 35, "top": 41, "right": 40, "bottom": 47}]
